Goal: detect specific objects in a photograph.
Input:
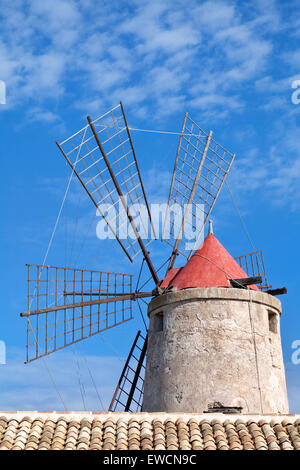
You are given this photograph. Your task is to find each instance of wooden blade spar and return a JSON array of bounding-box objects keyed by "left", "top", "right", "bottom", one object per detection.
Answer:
[
  {"left": 21, "top": 264, "right": 151, "bottom": 363},
  {"left": 56, "top": 103, "right": 159, "bottom": 285},
  {"left": 163, "top": 113, "right": 235, "bottom": 270},
  {"left": 109, "top": 330, "right": 147, "bottom": 412},
  {"left": 20, "top": 291, "right": 153, "bottom": 317},
  {"left": 87, "top": 114, "right": 159, "bottom": 286}
]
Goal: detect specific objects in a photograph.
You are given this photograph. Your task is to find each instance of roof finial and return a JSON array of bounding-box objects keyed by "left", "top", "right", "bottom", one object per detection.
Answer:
[{"left": 209, "top": 219, "right": 213, "bottom": 235}]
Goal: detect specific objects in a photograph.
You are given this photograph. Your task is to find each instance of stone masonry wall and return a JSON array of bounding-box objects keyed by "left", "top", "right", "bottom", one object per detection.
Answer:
[{"left": 142, "top": 288, "right": 289, "bottom": 414}]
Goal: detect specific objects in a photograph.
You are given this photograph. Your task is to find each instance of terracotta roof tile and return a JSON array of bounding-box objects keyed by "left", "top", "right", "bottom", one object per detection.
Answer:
[{"left": 0, "top": 412, "right": 299, "bottom": 450}]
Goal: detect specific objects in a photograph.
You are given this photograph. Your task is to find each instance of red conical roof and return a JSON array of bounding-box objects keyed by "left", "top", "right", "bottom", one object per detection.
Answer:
[{"left": 161, "top": 234, "right": 259, "bottom": 291}]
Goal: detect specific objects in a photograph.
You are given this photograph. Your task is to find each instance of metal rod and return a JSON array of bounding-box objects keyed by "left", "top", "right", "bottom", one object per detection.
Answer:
[
  {"left": 87, "top": 116, "right": 160, "bottom": 286},
  {"left": 26, "top": 263, "right": 133, "bottom": 276}
]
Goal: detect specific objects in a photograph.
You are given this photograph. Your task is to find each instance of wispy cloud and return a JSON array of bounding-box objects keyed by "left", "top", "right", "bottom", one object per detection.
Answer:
[
  {"left": 2, "top": 0, "right": 300, "bottom": 415},
  {"left": 0, "top": 0, "right": 288, "bottom": 119},
  {"left": 26, "top": 107, "right": 62, "bottom": 124},
  {"left": 228, "top": 124, "right": 300, "bottom": 211}
]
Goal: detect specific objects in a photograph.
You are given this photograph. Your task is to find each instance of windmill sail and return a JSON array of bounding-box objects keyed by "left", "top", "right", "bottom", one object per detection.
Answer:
[
  {"left": 109, "top": 330, "right": 147, "bottom": 412},
  {"left": 163, "top": 113, "right": 235, "bottom": 271},
  {"left": 235, "top": 250, "right": 271, "bottom": 291},
  {"left": 20, "top": 264, "right": 152, "bottom": 363},
  {"left": 56, "top": 102, "right": 159, "bottom": 285}
]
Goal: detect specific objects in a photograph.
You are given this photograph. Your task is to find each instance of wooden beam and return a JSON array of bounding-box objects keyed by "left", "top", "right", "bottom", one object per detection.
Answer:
[
  {"left": 266, "top": 287, "right": 287, "bottom": 296},
  {"left": 230, "top": 276, "right": 262, "bottom": 288},
  {"left": 87, "top": 116, "right": 160, "bottom": 286},
  {"left": 20, "top": 292, "right": 153, "bottom": 317}
]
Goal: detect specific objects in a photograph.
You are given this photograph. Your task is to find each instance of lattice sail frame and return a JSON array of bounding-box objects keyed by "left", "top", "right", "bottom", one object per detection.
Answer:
[
  {"left": 109, "top": 330, "right": 147, "bottom": 413},
  {"left": 235, "top": 250, "right": 271, "bottom": 291},
  {"left": 57, "top": 103, "right": 155, "bottom": 263},
  {"left": 23, "top": 264, "right": 133, "bottom": 363},
  {"left": 163, "top": 113, "right": 235, "bottom": 265}
]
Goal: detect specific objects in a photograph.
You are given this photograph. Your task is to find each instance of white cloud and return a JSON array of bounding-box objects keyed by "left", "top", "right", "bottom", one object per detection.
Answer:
[
  {"left": 26, "top": 107, "right": 61, "bottom": 124},
  {"left": 194, "top": 0, "right": 236, "bottom": 32},
  {"left": 120, "top": 1, "right": 201, "bottom": 54},
  {"left": 0, "top": 0, "right": 285, "bottom": 118},
  {"left": 228, "top": 125, "right": 300, "bottom": 211},
  {"left": 0, "top": 0, "right": 299, "bottom": 213},
  {"left": 250, "top": 0, "right": 281, "bottom": 32},
  {"left": 190, "top": 93, "right": 242, "bottom": 111}
]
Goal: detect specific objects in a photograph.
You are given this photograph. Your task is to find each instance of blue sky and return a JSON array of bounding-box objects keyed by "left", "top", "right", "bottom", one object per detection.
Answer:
[{"left": 0, "top": 0, "right": 300, "bottom": 413}]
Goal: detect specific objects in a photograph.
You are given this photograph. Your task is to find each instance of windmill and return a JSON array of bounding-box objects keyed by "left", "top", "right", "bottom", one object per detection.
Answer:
[{"left": 20, "top": 102, "right": 284, "bottom": 413}]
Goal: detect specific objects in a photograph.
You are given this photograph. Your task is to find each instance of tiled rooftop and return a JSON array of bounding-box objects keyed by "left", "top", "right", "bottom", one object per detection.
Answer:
[{"left": 0, "top": 412, "right": 299, "bottom": 451}]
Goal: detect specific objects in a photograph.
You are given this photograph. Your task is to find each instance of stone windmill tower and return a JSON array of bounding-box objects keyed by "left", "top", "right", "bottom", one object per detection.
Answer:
[{"left": 143, "top": 226, "right": 289, "bottom": 414}]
